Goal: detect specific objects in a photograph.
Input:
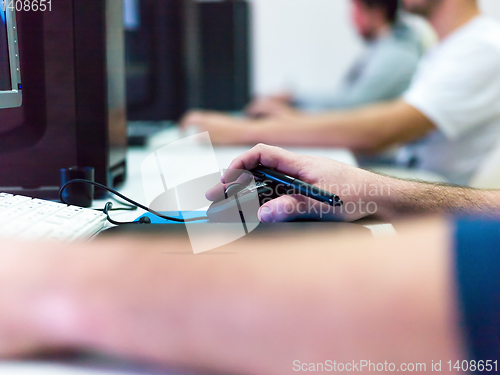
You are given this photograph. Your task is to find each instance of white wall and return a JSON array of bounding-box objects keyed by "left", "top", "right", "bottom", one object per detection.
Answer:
[
  {"left": 481, "top": 0, "right": 500, "bottom": 20},
  {"left": 250, "top": 0, "right": 500, "bottom": 98},
  {"left": 250, "top": 0, "right": 363, "bottom": 98}
]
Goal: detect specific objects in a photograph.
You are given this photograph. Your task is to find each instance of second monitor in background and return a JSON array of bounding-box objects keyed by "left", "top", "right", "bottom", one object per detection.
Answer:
[
  {"left": 185, "top": 0, "right": 251, "bottom": 112},
  {"left": 125, "top": 0, "right": 252, "bottom": 123},
  {"left": 125, "top": 0, "right": 186, "bottom": 122},
  {"left": 0, "top": 6, "right": 21, "bottom": 109}
]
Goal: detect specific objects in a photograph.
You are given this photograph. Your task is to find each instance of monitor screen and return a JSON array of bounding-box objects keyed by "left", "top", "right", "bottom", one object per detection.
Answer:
[
  {"left": 124, "top": 0, "right": 140, "bottom": 30},
  {"left": 0, "top": 7, "right": 21, "bottom": 108},
  {"left": 0, "top": 9, "right": 12, "bottom": 91}
]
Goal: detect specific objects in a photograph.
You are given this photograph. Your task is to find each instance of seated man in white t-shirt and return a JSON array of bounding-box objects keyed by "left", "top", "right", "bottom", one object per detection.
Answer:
[{"left": 182, "top": 0, "right": 500, "bottom": 186}]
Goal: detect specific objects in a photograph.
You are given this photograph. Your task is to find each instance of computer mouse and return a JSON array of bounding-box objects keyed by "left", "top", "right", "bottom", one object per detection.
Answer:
[{"left": 206, "top": 181, "right": 275, "bottom": 223}]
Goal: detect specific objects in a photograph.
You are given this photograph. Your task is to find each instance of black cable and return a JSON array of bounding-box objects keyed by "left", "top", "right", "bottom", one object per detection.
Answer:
[
  {"left": 103, "top": 202, "right": 127, "bottom": 226},
  {"left": 59, "top": 179, "right": 208, "bottom": 223},
  {"left": 93, "top": 199, "right": 137, "bottom": 212},
  {"left": 109, "top": 195, "right": 138, "bottom": 211},
  {"left": 103, "top": 202, "right": 151, "bottom": 225}
]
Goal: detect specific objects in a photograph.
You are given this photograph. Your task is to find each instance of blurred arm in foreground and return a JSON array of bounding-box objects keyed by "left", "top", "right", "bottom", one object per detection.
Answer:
[{"left": 0, "top": 217, "right": 463, "bottom": 374}]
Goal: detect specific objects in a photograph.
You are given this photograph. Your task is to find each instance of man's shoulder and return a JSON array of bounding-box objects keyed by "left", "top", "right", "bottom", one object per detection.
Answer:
[
  {"left": 424, "top": 17, "right": 500, "bottom": 70},
  {"left": 472, "top": 16, "right": 500, "bottom": 50},
  {"left": 444, "top": 16, "right": 500, "bottom": 54}
]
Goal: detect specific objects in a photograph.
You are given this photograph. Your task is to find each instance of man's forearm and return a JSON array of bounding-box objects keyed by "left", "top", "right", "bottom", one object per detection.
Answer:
[
  {"left": 379, "top": 178, "right": 500, "bottom": 219},
  {"left": 243, "top": 112, "right": 373, "bottom": 149},
  {"left": 244, "top": 100, "right": 433, "bottom": 152},
  {"left": 3, "top": 221, "right": 462, "bottom": 374}
]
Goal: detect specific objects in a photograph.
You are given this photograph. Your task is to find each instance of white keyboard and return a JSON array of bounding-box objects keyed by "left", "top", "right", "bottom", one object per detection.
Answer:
[{"left": 0, "top": 193, "right": 108, "bottom": 242}]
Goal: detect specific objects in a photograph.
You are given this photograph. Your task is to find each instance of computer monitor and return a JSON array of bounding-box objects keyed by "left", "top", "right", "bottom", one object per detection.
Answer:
[
  {"left": 0, "top": 1, "right": 126, "bottom": 200},
  {"left": 0, "top": 7, "right": 21, "bottom": 109}
]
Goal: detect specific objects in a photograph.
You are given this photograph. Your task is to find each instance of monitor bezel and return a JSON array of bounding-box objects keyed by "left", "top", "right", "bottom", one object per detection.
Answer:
[{"left": 0, "top": 6, "right": 21, "bottom": 108}]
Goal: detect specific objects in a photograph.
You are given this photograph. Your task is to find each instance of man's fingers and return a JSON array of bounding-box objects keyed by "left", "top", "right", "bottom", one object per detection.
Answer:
[
  {"left": 206, "top": 172, "right": 254, "bottom": 201},
  {"left": 224, "top": 144, "right": 308, "bottom": 183},
  {"left": 258, "top": 195, "right": 303, "bottom": 223},
  {"left": 245, "top": 100, "right": 265, "bottom": 118},
  {"left": 205, "top": 182, "right": 227, "bottom": 202},
  {"left": 246, "top": 98, "right": 276, "bottom": 118},
  {"left": 179, "top": 111, "right": 205, "bottom": 128},
  {"left": 247, "top": 100, "right": 291, "bottom": 119},
  {"left": 180, "top": 110, "right": 220, "bottom": 128},
  {"left": 258, "top": 195, "right": 340, "bottom": 223}
]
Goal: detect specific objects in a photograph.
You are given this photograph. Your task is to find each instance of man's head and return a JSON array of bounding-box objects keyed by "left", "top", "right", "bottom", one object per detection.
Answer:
[
  {"left": 351, "top": 0, "right": 399, "bottom": 41},
  {"left": 402, "top": 0, "right": 477, "bottom": 19}
]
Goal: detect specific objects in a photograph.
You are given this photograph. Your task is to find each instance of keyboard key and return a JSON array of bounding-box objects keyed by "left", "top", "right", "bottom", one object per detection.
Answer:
[
  {"left": 44, "top": 202, "right": 67, "bottom": 209},
  {"left": 23, "top": 212, "right": 49, "bottom": 223},
  {"left": 8, "top": 196, "right": 32, "bottom": 204},
  {"left": 56, "top": 207, "right": 85, "bottom": 219},
  {"left": 0, "top": 222, "right": 28, "bottom": 237},
  {"left": 37, "top": 206, "right": 65, "bottom": 215},
  {"left": 18, "top": 200, "right": 47, "bottom": 210},
  {"left": 79, "top": 211, "right": 104, "bottom": 223},
  {"left": 47, "top": 229, "right": 74, "bottom": 241},
  {"left": 19, "top": 222, "right": 56, "bottom": 240},
  {"left": 0, "top": 193, "right": 13, "bottom": 201},
  {"left": 44, "top": 216, "right": 66, "bottom": 225}
]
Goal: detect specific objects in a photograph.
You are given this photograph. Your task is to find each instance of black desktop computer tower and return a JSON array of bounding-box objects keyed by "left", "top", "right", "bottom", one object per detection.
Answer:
[
  {"left": 125, "top": 0, "right": 186, "bottom": 122},
  {"left": 124, "top": 0, "right": 251, "bottom": 122},
  {"left": 0, "top": 0, "right": 127, "bottom": 199},
  {"left": 185, "top": 0, "right": 251, "bottom": 111}
]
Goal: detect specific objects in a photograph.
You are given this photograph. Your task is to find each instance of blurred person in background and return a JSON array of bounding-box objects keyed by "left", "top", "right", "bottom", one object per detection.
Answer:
[
  {"left": 182, "top": 0, "right": 500, "bottom": 187},
  {"left": 247, "top": 0, "right": 435, "bottom": 114}
]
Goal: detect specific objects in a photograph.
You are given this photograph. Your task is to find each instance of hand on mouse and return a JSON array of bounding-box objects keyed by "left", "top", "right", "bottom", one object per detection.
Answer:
[
  {"left": 245, "top": 93, "right": 298, "bottom": 119},
  {"left": 211, "top": 144, "right": 396, "bottom": 223},
  {"left": 179, "top": 109, "right": 304, "bottom": 146},
  {"left": 180, "top": 111, "right": 255, "bottom": 145}
]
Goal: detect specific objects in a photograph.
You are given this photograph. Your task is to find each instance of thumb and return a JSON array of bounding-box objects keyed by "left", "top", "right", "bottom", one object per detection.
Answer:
[
  {"left": 258, "top": 195, "right": 300, "bottom": 223},
  {"left": 259, "top": 195, "right": 348, "bottom": 223},
  {"left": 258, "top": 195, "right": 337, "bottom": 223},
  {"left": 180, "top": 111, "right": 205, "bottom": 128}
]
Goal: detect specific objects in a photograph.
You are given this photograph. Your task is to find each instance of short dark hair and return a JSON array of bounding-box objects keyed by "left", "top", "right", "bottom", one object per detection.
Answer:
[{"left": 357, "top": 0, "right": 400, "bottom": 24}]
